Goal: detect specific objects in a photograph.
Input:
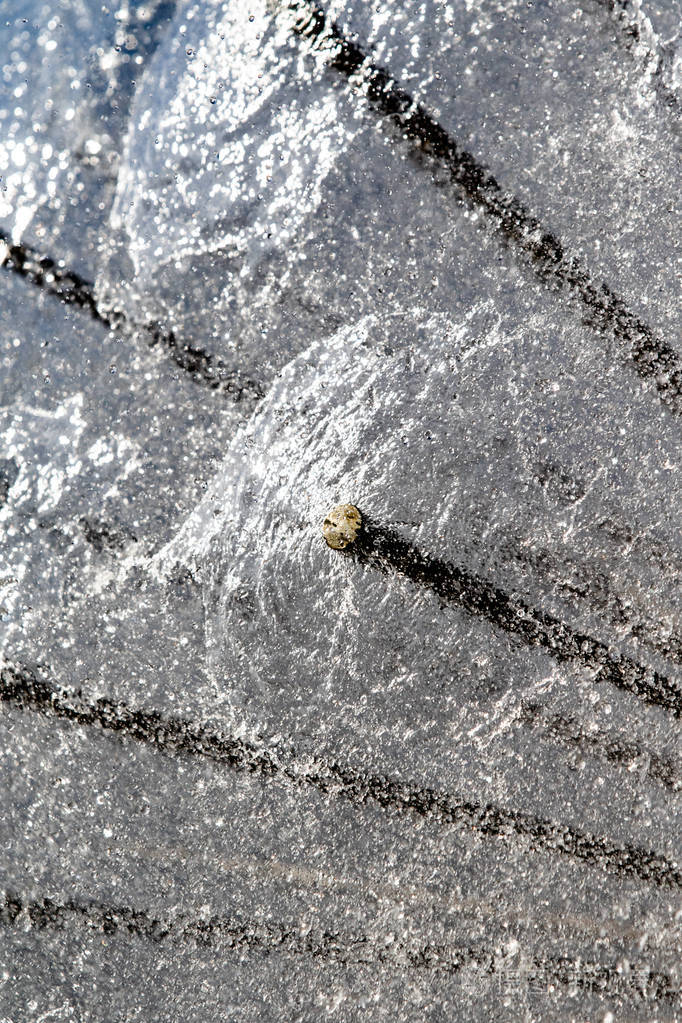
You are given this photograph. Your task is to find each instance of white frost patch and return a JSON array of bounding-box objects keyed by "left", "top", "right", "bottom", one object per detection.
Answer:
[
  {"left": 11, "top": 203, "right": 35, "bottom": 245},
  {"left": 0, "top": 395, "right": 146, "bottom": 648},
  {"left": 0, "top": 395, "right": 86, "bottom": 520},
  {"left": 87, "top": 434, "right": 142, "bottom": 479}
]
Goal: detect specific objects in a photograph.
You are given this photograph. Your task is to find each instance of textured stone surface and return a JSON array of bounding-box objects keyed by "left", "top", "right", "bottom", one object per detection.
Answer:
[{"left": 1, "top": 0, "right": 681, "bottom": 1020}]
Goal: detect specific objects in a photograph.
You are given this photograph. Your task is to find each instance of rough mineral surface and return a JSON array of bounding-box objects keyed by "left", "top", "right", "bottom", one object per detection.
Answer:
[{"left": 1, "top": 0, "right": 681, "bottom": 1020}]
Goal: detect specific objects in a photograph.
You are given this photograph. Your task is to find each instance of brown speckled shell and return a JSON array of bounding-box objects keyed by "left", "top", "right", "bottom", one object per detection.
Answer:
[{"left": 322, "top": 504, "right": 362, "bottom": 550}]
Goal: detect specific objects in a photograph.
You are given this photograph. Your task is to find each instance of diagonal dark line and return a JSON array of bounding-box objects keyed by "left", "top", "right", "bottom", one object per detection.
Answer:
[
  {"left": 0, "top": 234, "right": 105, "bottom": 320},
  {"left": 2, "top": 661, "right": 682, "bottom": 893},
  {"left": 0, "top": 230, "right": 265, "bottom": 403},
  {"left": 499, "top": 510, "right": 682, "bottom": 671},
  {"left": 0, "top": 890, "right": 488, "bottom": 972},
  {"left": 282, "top": 0, "right": 682, "bottom": 414},
  {"left": 346, "top": 517, "right": 682, "bottom": 718},
  {"left": 0, "top": 890, "right": 673, "bottom": 1000},
  {"left": 519, "top": 701, "right": 682, "bottom": 794},
  {"left": 0, "top": 890, "right": 679, "bottom": 1001}
]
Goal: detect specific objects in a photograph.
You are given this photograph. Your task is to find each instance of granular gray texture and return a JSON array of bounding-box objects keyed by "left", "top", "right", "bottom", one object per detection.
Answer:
[{"left": 1, "top": 0, "right": 681, "bottom": 1020}]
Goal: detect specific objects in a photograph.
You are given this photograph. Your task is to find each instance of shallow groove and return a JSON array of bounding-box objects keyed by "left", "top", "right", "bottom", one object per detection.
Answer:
[
  {"left": 520, "top": 701, "right": 682, "bottom": 793},
  {"left": 349, "top": 518, "right": 682, "bottom": 718},
  {"left": 283, "top": 0, "right": 682, "bottom": 412},
  {"left": 0, "top": 231, "right": 265, "bottom": 403},
  {"left": 2, "top": 662, "right": 682, "bottom": 892},
  {"left": 0, "top": 890, "right": 679, "bottom": 1001}
]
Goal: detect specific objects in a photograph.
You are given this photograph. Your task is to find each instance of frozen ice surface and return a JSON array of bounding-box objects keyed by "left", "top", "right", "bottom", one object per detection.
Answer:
[
  {"left": 162, "top": 307, "right": 682, "bottom": 847},
  {"left": 98, "top": 0, "right": 680, "bottom": 373},
  {"left": 0, "top": 0, "right": 174, "bottom": 277},
  {"left": 0, "top": 270, "right": 243, "bottom": 656},
  {"left": 1, "top": 0, "right": 682, "bottom": 1019}
]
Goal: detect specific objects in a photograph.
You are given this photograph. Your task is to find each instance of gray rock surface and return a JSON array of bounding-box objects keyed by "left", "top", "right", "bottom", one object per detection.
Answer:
[{"left": 1, "top": 0, "right": 681, "bottom": 1020}]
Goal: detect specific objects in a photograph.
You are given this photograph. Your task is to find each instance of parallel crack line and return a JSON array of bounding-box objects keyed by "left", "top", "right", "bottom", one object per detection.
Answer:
[
  {"left": 519, "top": 701, "right": 682, "bottom": 794},
  {"left": 0, "top": 891, "right": 679, "bottom": 1002},
  {"left": 3, "top": 6, "right": 677, "bottom": 413},
  {"left": 496, "top": 515, "right": 682, "bottom": 671},
  {"left": 0, "top": 230, "right": 265, "bottom": 403},
  {"left": 346, "top": 517, "right": 682, "bottom": 718},
  {"left": 2, "top": 662, "right": 682, "bottom": 893},
  {"left": 282, "top": 0, "right": 682, "bottom": 413}
]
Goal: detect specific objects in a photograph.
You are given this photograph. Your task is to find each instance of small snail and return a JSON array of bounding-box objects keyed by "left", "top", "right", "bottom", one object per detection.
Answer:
[{"left": 322, "top": 504, "right": 362, "bottom": 550}]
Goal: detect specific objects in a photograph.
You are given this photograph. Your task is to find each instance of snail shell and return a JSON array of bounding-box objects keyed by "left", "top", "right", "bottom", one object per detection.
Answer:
[{"left": 322, "top": 504, "right": 362, "bottom": 550}]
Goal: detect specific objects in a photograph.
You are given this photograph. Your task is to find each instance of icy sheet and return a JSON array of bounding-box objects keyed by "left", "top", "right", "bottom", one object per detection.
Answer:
[
  {"left": 0, "top": 271, "right": 242, "bottom": 654},
  {"left": 0, "top": 0, "right": 174, "bottom": 276},
  {"left": 98, "top": 0, "right": 680, "bottom": 374},
  {"left": 159, "top": 307, "right": 682, "bottom": 840},
  {"left": 1, "top": 0, "right": 681, "bottom": 1019}
]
